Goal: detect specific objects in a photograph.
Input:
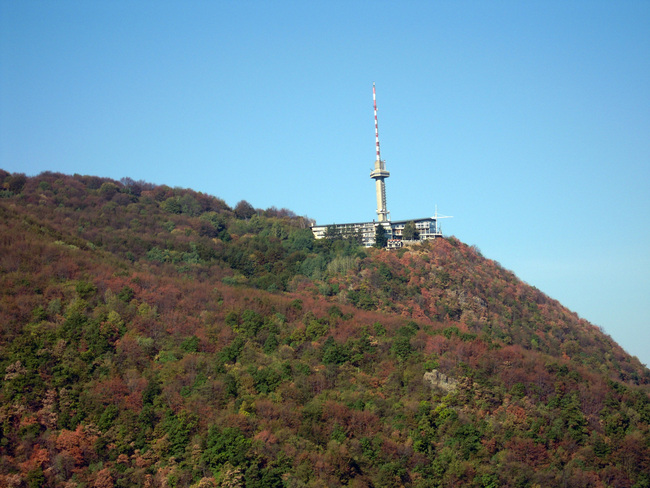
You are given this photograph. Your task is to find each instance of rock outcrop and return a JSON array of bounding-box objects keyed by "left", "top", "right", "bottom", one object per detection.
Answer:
[{"left": 423, "top": 369, "right": 458, "bottom": 393}]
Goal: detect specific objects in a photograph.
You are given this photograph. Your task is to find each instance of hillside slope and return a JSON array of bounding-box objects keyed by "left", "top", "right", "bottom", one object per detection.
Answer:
[{"left": 1, "top": 171, "right": 649, "bottom": 488}]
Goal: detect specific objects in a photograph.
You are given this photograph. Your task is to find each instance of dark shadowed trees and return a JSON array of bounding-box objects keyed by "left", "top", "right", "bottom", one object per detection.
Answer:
[
  {"left": 402, "top": 221, "right": 419, "bottom": 240},
  {"left": 234, "top": 200, "right": 256, "bottom": 219},
  {"left": 374, "top": 224, "right": 388, "bottom": 248}
]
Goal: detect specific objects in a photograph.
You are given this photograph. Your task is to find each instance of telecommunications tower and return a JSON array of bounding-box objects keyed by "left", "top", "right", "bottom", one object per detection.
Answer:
[{"left": 370, "top": 82, "right": 390, "bottom": 222}]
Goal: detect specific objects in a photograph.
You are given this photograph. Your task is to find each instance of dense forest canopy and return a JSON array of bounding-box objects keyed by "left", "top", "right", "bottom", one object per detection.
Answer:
[{"left": 1, "top": 170, "right": 649, "bottom": 488}]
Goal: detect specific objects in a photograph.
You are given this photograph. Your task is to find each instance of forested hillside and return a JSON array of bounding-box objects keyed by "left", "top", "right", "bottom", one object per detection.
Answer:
[{"left": 1, "top": 170, "right": 649, "bottom": 488}]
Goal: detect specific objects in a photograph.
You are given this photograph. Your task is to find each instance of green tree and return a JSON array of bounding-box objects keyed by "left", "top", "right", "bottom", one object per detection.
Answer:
[
  {"left": 161, "top": 197, "right": 182, "bottom": 214},
  {"left": 26, "top": 468, "right": 46, "bottom": 488},
  {"left": 402, "top": 221, "right": 419, "bottom": 240},
  {"left": 163, "top": 410, "right": 197, "bottom": 458},
  {"left": 178, "top": 194, "right": 201, "bottom": 215},
  {"left": 322, "top": 336, "right": 350, "bottom": 364},
  {"left": 98, "top": 181, "right": 119, "bottom": 200},
  {"left": 239, "top": 309, "right": 264, "bottom": 337},
  {"left": 324, "top": 225, "right": 342, "bottom": 240},
  {"left": 201, "top": 426, "right": 251, "bottom": 472},
  {"left": 391, "top": 336, "right": 412, "bottom": 361},
  {"left": 374, "top": 224, "right": 388, "bottom": 248},
  {"left": 251, "top": 366, "right": 282, "bottom": 393}
]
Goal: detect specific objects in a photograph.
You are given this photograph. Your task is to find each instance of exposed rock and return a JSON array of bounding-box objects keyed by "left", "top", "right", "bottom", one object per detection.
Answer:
[{"left": 423, "top": 369, "right": 458, "bottom": 393}]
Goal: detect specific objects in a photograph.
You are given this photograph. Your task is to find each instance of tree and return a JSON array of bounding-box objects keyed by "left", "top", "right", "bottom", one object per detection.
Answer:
[
  {"left": 98, "top": 182, "right": 119, "bottom": 200},
  {"left": 201, "top": 426, "right": 251, "bottom": 471},
  {"left": 374, "top": 224, "right": 388, "bottom": 248},
  {"left": 234, "top": 200, "right": 256, "bottom": 220},
  {"left": 324, "top": 225, "right": 342, "bottom": 240},
  {"left": 391, "top": 336, "right": 412, "bottom": 362},
  {"left": 6, "top": 173, "right": 27, "bottom": 193},
  {"left": 402, "top": 221, "right": 419, "bottom": 241}
]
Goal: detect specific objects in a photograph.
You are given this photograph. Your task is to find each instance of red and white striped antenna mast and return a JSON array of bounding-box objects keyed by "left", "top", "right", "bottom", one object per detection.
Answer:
[{"left": 373, "top": 82, "right": 381, "bottom": 162}]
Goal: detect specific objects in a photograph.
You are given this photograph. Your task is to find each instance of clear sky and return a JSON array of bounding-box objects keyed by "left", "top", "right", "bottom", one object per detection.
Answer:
[{"left": 2, "top": 1, "right": 649, "bottom": 366}]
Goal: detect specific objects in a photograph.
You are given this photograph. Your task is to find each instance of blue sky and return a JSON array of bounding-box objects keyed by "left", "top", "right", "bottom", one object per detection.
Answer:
[{"left": 2, "top": 1, "right": 649, "bottom": 366}]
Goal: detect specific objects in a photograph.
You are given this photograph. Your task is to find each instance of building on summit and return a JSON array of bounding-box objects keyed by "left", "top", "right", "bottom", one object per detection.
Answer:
[
  {"left": 310, "top": 84, "right": 449, "bottom": 248},
  {"left": 311, "top": 217, "right": 443, "bottom": 249}
]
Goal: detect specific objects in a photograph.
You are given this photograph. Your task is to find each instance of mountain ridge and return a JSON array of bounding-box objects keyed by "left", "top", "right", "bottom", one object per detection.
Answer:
[{"left": 1, "top": 170, "right": 648, "bottom": 487}]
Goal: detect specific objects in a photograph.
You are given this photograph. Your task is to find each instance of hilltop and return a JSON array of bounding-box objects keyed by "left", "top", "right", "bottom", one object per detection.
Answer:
[{"left": 1, "top": 170, "right": 649, "bottom": 488}]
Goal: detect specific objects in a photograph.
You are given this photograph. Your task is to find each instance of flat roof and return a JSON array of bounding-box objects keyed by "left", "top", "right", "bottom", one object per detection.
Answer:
[{"left": 311, "top": 217, "right": 437, "bottom": 228}]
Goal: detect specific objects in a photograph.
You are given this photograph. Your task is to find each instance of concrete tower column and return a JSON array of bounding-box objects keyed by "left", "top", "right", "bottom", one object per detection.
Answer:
[{"left": 371, "top": 159, "right": 390, "bottom": 222}]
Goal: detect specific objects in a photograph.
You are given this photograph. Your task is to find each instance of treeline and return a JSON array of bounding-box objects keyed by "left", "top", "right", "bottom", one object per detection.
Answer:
[{"left": 0, "top": 171, "right": 649, "bottom": 487}]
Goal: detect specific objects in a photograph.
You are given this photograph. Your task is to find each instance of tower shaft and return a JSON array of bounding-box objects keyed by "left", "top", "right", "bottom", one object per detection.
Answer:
[{"left": 370, "top": 83, "right": 390, "bottom": 222}]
